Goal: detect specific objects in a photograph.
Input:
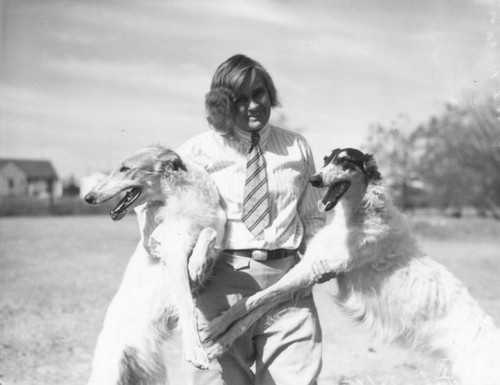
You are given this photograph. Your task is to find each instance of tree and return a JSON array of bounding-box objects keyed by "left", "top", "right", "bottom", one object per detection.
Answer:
[
  {"left": 364, "top": 86, "right": 500, "bottom": 218},
  {"left": 415, "top": 95, "right": 500, "bottom": 217},
  {"left": 364, "top": 115, "right": 423, "bottom": 209}
]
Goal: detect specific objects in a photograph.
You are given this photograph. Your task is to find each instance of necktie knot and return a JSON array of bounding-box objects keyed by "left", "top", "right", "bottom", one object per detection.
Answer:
[{"left": 249, "top": 132, "right": 260, "bottom": 153}]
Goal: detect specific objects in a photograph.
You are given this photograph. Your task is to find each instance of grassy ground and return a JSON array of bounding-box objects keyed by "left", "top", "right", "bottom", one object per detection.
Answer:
[{"left": 0, "top": 214, "right": 499, "bottom": 385}]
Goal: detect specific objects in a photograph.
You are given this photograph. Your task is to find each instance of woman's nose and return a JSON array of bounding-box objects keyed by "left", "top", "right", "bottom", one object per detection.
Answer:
[{"left": 248, "top": 99, "right": 258, "bottom": 110}]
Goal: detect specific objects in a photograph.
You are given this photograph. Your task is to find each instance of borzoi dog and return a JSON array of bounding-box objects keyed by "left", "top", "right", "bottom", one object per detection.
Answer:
[
  {"left": 202, "top": 148, "right": 500, "bottom": 385},
  {"left": 84, "top": 145, "right": 225, "bottom": 384}
]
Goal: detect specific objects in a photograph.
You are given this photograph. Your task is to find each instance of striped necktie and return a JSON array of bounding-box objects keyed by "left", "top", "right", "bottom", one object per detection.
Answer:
[{"left": 243, "top": 132, "right": 270, "bottom": 236}]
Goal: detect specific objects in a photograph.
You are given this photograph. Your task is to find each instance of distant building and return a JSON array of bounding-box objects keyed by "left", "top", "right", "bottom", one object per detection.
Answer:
[{"left": 0, "top": 158, "right": 62, "bottom": 198}]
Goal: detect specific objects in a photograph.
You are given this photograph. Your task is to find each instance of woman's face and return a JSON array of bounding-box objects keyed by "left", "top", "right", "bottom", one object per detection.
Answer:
[{"left": 233, "top": 72, "right": 271, "bottom": 132}]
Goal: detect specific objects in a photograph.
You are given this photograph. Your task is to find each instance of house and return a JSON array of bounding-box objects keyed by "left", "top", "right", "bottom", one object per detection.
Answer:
[{"left": 0, "top": 158, "right": 62, "bottom": 199}]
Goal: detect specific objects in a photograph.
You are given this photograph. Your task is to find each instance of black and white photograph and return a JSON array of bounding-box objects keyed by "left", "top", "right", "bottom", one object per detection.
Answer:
[{"left": 1, "top": 1, "right": 499, "bottom": 384}]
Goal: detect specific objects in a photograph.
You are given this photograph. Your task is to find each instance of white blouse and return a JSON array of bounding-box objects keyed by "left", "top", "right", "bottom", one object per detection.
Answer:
[{"left": 177, "top": 124, "right": 325, "bottom": 251}]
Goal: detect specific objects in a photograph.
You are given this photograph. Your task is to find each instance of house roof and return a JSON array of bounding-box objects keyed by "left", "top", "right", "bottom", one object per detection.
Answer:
[{"left": 0, "top": 159, "right": 58, "bottom": 180}]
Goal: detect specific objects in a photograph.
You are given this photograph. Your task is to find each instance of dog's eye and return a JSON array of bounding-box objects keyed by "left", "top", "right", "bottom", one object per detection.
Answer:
[
  {"left": 120, "top": 166, "right": 130, "bottom": 172},
  {"left": 338, "top": 158, "right": 353, "bottom": 170}
]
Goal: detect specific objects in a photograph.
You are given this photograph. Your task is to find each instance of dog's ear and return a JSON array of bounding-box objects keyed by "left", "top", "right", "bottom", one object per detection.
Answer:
[
  {"left": 363, "top": 153, "right": 382, "bottom": 182},
  {"left": 153, "top": 150, "right": 187, "bottom": 176},
  {"left": 205, "top": 87, "right": 235, "bottom": 133},
  {"left": 169, "top": 157, "right": 187, "bottom": 172},
  {"left": 323, "top": 149, "right": 340, "bottom": 165}
]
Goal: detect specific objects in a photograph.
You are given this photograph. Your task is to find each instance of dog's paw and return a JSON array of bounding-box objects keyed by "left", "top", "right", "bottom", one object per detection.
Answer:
[
  {"left": 197, "top": 227, "right": 218, "bottom": 245},
  {"left": 184, "top": 345, "right": 211, "bottom": 370},
  {"left": 147, "top": 223, "right": 168, "bottom": 258},
  {"left": 311, "top": 259, "right": 336, "bottom": 283},
  {"left": 146, "top": 238, "right": 163, "bottom": 259},
  {"left": 189, "top": 228, "right": 217, "bottom": 273},
  {"left": 199, "top": 315, "right": 230, "bottom": 343},
  {"left": 205, "top": 340, "right": 230, "bottom": 360}
]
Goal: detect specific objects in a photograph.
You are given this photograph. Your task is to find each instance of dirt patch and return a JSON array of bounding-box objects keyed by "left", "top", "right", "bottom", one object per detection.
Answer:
[{"left": 1, "top": 215, "right": 499, "bottom": 384}]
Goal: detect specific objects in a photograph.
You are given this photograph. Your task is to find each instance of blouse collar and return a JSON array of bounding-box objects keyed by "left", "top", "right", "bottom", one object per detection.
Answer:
[{"left": 233, "top": 123, "right": 271, "bottom": 150}]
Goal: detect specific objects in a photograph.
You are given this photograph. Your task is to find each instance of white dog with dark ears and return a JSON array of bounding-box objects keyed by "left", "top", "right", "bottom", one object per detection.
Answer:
[
  {"left": 84, "top": 145, "right": 226, "bottom": 384},
  {"left": 201, "top": 148, "right": 500, "bottom": 385}
]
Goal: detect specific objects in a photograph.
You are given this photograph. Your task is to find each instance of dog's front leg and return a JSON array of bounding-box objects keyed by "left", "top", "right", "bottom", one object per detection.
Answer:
[
  {"left": 168, "top": 241, "right": 211, "bottom": 370},
  {"left": 150, "top": 226, "right": 218, "bottom": 291},
  {"left": 187, "top": 227, "right": 218, "bottom": 292},
  {"left": 203, "top": 234, "right": 350, "bottom": 343},
  {"left": 150, "top": 222, "right": 211, "bottom": 370},
  {"left": 201, "top": 234, "right": 351, "bottom": 356},
  {"left": 303, "top": 228, "right": 351, "bottom": 280},
  {"left": 311, "top": 259, "right": 337, "bottom": 283},
  {"left": 201, "top": 258, "right": 318, "bottom": 349},
  {"left": 204, "top": 286, "right": 312, "bottom": 359}
]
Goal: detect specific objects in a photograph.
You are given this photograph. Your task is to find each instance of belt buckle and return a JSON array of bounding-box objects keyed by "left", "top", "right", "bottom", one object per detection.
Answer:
[{"left": 251, "top": 250, "right": 268, "bottom": 261}]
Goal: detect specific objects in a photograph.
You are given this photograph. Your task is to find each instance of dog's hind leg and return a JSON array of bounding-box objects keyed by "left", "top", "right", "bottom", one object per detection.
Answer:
[
  {"left": 88, "top": 244, "right": 174, "bottom": 385},
  {"left": 118, "top": 344, "right": 169, "bottom": 385}
]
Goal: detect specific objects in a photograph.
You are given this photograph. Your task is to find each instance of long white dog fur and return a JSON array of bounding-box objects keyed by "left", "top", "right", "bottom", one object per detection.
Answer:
[
  {"left": 84, "top": 145, "right": 225, "bottom": 384},
  {"left": 202, "top": 148, "right": 500, "bottom": 385}
]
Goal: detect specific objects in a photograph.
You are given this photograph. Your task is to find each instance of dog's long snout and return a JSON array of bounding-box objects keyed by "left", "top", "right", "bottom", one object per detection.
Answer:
[
  {"left": 84, "top": 192, "right": 97, "bottom": 204},
  {"left": 309, "top": 174, "right": 323, "bottom": 187}
]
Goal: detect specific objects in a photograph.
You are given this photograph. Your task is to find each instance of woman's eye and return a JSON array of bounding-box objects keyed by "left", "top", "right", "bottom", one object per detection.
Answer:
[
  {"left": 234, "top": 96, "right": 249, "bottom": 105},
  {"left": 120, "top": 166, "right": 129, "bottom": 172},
  {"left": 253, "top": 89, "right": 265, "bottom": 99}
]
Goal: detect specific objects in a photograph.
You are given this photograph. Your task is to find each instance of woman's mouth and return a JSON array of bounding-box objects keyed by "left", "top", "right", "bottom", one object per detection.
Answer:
[{"left": 249, "top": 110, "right": 262, "bottom": 119}]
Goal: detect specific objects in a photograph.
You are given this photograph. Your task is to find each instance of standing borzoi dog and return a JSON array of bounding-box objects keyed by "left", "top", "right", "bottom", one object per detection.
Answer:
[
  {"left": 201, "top": 148, "right": 500, "bottom": 385},
  {"left": 84, "top": 145, "right": 225, "bottom": 384}
]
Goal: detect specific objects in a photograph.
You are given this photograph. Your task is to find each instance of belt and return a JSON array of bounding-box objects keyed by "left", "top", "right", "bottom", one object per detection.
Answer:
[{"left": 224, "top": 248, "right": 297, "bottom": 261}]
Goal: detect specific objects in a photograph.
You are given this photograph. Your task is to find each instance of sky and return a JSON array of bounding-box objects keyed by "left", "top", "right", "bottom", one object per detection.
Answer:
[{"left": 0, "top": 0, "right": 498, "bottom": 179}]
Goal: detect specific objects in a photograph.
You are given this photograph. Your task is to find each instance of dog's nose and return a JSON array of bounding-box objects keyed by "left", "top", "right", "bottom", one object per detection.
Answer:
[
  {"left": 84, "top": 192, "right": 96, "bottom": 204},
  {"left": 309, "top": 174, "right": 323, "bottom": 187}
]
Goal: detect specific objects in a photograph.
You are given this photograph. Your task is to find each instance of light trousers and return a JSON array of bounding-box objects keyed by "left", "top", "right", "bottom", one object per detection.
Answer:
[{"left": 186, "top": 251, "right": 322, "bottom": 385}]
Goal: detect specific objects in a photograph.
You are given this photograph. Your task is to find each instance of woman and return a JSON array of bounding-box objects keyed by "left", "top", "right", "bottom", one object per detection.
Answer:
[{"left": 178, "top": 54, "right": 324, "bottom": 385}]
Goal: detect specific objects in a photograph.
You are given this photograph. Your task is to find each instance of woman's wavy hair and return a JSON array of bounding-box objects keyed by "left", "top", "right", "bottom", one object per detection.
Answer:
[{"left": 205, "top": 54, "right": 279, "bottom": 135}]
